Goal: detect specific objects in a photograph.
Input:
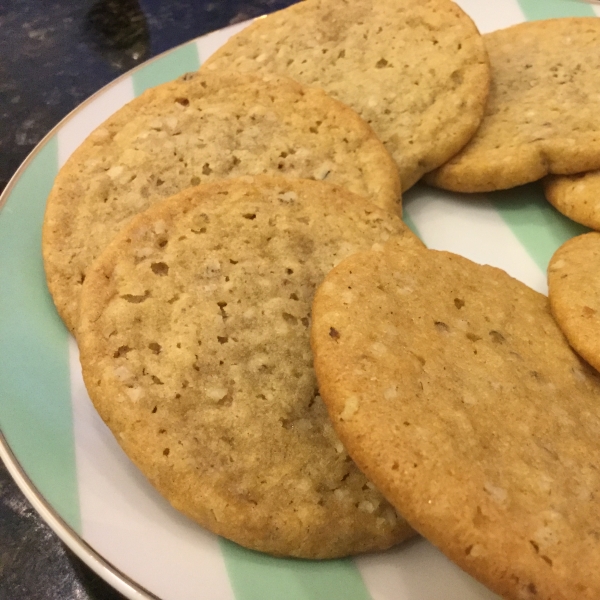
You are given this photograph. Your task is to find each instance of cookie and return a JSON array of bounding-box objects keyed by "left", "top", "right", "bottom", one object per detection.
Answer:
[
  {"left": 426, "top": 18, "right": 600, "bottom": 192},
  {"left": 77, "top": 176, "right": 421, "bottom": 558},
  {"left": 201, "top": 0, "right": 490, "bottom": 191},
  {"left": 311, "top": 241, "right": 600, "bottom": 599},
  {"left": 544, "top": 171, "right": 600, "bottom": 230},
  {"left": 42, "top": 70, "right": 400, "bottom": 333},
  {"left": 548, "top": 232, "right": 600, "bottom": 373}
]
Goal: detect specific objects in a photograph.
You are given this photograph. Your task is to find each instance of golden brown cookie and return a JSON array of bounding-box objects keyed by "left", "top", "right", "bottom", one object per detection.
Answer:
[
  {"left": 426, "top": 18, "right": 600, "bottom": 192},
  {"left": 43, "top": 70, "right": 400, "bottom": 333},
  {"left": 202, "top": 0, "right": 490, "bottom": 191},
  {"left": 544, "top": 171, "right": 600, "bottom": 231},
  {"left": 78, "top": 176, "right": 421, "bottom": 558},
  {"left": 311, "top": 240, "right": 600, "bottom": 599},
  {"left": 548, "top": 232, "right": 600, "bottom": 372}
]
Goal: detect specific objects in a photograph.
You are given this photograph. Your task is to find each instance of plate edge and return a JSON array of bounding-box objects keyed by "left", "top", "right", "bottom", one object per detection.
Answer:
[{"left": 0, "top": 430, "right": 161, "bottom": 600}]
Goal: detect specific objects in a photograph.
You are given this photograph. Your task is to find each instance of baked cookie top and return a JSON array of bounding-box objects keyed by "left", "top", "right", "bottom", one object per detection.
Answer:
[
  {"left": 544, "top": 171, "right": 600, "bottom": 231},
  {"left": 548, "top": 232, "right": 600, "bottom": 373},
  {"left": 202, "top": 0, "right": 490, "bottom": 191},
  {"left": 77, "top": 176, "right": 421, "bottom": 559},
  {"left": 311, "top": 241, "right": 600, "bottom": 599},
  {"left": 426, "top": 18, "right": 600, "bottom": 192},
  {"left": 42, "top": 70, "right": 400, "bottom": 333}
]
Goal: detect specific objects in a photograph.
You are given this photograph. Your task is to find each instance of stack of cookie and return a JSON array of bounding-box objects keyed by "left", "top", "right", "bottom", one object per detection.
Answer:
[
  {"left": 43, "top": 70, "right": 403, "bottom": 334},
  {"left": 42, "top": 0, "right": 491, "bottom": 561},
  {"left": 42, "top": 68, "right": 419, "bottom": 557},
  {"left": 201, "top": 0, "right": 490, "bottom": 191},
  {"left": 303, "top": 16, "right": 600, "bottom": 600},
  {"left": 421, "top": 16, "right": 600, "bottom": 503},
  {"left": 204, "top": 8, "right": 600, "bottom": 398},
  {"left": 40, "top": 0, "right": 600, "bottom": 598}
]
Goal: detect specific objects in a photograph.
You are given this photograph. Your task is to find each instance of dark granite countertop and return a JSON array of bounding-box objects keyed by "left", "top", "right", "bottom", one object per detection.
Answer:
[{"left": 0, "top": 2, "right": 296, "bottom": 598}]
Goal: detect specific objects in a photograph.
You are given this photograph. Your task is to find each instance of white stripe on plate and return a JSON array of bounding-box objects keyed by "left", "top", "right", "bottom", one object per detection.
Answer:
[
  {"left": 454, "top": 0, "right": 525, "bottom": 32},
  {"left": 404, "top": 185, "right": 547, "bottom": 295},
  {"left": 355, "top": 538, "right": 500, "bottom": 600},
  {"left": 57, "top": 76, "right": 135, "bottom": 167},
  {"left": 195, "top": 20, "right": 253, "bottom": 64},
  {"left": 69, "top": 339, "right": 235, "bottom": 600}
]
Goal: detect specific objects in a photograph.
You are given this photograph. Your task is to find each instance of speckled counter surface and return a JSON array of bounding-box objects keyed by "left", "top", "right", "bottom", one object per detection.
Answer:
[{"left": 0, "top": 1, "right": 296, "bottom": 598}]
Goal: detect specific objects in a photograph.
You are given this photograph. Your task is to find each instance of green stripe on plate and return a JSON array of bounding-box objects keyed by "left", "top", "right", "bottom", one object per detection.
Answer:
[
  {"left": 220, "top": 539, "right": 371, "bottom": 600},
  {"left": 517, "top": 0, "right": 595, "bottom": 20},
  {"left": 0, "top": 138, "right": 80, "bottom": 532},
  {"left": 490, "top": 184, "right": 588, "bottom": 273},
  {"left": 132, "top": 41, "right": 201, "bottom": 96}
]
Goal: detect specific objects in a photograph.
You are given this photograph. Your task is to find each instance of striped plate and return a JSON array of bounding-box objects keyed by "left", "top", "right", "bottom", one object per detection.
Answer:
[{"left": 0, "top": 1, "right": 596, "bottom": 598}]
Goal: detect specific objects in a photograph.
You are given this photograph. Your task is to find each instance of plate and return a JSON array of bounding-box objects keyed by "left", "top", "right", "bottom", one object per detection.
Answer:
[{"left": 0, "top": 1, "right": 596, "bottom": 599}]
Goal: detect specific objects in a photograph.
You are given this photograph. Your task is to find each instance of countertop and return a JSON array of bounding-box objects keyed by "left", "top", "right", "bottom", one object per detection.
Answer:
[{"left": 0, "top": 2, "right": 296, "bottom": 598}]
